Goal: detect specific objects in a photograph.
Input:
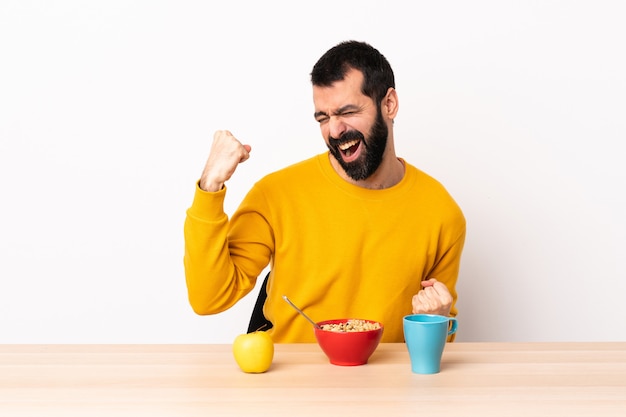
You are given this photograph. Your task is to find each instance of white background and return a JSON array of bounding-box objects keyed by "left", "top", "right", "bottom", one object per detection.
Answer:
[{"left": 1, "top": 1, "right": 624, "bottom": 344}]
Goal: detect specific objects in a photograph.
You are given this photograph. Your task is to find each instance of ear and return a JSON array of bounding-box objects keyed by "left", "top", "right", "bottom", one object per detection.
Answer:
[{"left": 382, "top": 87, "right": 399, "bottom": 120}]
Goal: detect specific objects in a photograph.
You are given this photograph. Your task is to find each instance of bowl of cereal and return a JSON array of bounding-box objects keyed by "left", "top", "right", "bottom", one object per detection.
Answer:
[{"left": 314, "top": 318, "right": 384, "bottom": 366}]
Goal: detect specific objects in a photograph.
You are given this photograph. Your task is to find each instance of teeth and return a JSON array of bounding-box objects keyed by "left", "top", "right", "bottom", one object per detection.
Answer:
[{"left": 339, "top": 140, "right": 359, "bottom": 151}]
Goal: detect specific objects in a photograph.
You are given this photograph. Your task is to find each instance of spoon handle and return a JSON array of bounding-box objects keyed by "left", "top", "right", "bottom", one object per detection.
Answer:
[{"left": 282, "top": 295, "right": 321, "bottom": 329}]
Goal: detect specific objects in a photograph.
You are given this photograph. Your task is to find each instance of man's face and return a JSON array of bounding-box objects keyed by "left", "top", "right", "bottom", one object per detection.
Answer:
[
  {"left": 313, "top": 69, "right": 389, "bottom": 181},
  {"left": 327, "top": 109, "right": 388, "bottom": 181}
]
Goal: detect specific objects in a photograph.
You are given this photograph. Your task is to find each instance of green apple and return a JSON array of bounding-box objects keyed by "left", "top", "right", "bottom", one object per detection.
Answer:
[{"left": 232, "top": 331, "right": 274, "bottom": 373}]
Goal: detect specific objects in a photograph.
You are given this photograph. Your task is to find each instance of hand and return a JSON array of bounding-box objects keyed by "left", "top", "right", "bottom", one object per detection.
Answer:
[
  {"left": 411, "top": 278, "right": 453, "bottom": 316},
  {"left": 199, "top": 130, "right": 252, "bottom": 192}
]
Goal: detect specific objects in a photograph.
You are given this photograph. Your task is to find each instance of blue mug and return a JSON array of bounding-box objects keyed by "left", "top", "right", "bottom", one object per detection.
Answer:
[{"left": 403, "top": 314, "right": 458, "bottom": 374}]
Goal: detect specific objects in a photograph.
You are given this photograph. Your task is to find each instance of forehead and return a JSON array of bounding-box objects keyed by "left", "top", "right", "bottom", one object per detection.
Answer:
[{"left": 312, "top": 68, "right": 369, "bottom": 111}]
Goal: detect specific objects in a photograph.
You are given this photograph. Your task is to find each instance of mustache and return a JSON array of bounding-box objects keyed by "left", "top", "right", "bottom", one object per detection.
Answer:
[{"left": 328, "top": 130, "right": 365, "bottom": 148}]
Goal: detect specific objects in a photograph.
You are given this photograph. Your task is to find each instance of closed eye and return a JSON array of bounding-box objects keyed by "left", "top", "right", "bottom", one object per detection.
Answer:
[
  {"left": 335, "top": 105, "right": 362, "bottom": 118},
  {"left": 314, "top": 105, "right": 362, "bottom": 124},
  {"left": 314, "top": 114, "right": 329, "bottom": 124}
]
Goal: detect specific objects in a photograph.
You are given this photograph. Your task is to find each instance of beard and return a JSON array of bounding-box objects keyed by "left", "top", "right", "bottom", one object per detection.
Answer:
[{"left": 327, "top": 109, "right": 388, "bottom": 181}]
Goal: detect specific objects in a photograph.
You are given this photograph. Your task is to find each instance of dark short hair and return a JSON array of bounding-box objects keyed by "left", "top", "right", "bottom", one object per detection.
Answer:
[{"left": 310, "top": 40, "right": 395, "bottom": 106}]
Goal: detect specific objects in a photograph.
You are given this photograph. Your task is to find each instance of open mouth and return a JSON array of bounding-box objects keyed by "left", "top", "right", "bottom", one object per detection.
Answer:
[{"left": 338, "top": 139, "right": 362, "bottom": 161}]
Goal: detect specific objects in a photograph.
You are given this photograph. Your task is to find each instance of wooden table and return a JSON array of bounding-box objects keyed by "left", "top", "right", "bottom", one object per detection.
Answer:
[{"left": 1, "top": 343, "right": 625, "bottom": 416}]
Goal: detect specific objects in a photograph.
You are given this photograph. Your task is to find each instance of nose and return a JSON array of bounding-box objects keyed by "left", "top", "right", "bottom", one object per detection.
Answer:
[{"left": 328, "top": 116, "right": 348, "bottom": 139}]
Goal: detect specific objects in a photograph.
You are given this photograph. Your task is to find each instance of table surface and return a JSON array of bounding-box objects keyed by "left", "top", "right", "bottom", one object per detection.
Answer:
[{"left": 1, "top": 342, "right": 625, "bottom": 416}]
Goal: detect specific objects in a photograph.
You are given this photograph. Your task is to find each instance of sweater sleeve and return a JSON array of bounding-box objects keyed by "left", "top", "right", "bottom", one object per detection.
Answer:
[
  {"left": 183, "top": 182, "right": 269, "bottom": 315},
  {"left": 429, "top": 227, "right": 466, "bottom": 319},
  {"left": 427, "top": 216, "right": 466, "bottom": 343}
]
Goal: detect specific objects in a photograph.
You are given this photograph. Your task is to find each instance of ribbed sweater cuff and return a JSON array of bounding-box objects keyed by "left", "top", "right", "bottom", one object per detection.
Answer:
[{"left": 187, "top": 181, "right": 227, "bottom": 221}]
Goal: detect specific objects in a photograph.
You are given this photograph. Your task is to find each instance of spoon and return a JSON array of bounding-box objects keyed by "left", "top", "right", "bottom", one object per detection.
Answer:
[{"left": 282, "top": 295, "right": 321, "bottom": 329}]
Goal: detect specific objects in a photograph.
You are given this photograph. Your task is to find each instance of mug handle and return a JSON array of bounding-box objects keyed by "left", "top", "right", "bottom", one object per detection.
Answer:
[{"left": 447, "top": 317, "right": 458, "bottom": 336}]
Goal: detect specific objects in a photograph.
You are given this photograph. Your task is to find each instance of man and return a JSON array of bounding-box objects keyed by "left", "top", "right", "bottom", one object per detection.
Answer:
[{"left": 184, "top": 40, "right": 466, "bottom": 343}]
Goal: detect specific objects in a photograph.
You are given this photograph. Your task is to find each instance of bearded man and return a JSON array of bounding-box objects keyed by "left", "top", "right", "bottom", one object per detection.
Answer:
[{"left": 183, "top": 40, "right": 466, "bottom": 343}]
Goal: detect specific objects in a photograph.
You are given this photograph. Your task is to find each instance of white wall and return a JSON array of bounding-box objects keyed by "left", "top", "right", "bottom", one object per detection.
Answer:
[{"left": 1, "top": 1, "right": 624, "bottom": 344}]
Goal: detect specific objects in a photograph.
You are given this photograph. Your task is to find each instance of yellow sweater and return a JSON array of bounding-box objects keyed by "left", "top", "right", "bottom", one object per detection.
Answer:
[{"left": 184, "top": 153, "right": 466, "bottom": 343}]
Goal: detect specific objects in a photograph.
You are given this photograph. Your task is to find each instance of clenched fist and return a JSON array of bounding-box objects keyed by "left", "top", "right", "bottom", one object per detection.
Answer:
[
  {"left": 411, "top": 278, "right": 453, "bottom": 317},
  {"left": 199, "top": 130, "right": 251, "bottom": 192}
]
